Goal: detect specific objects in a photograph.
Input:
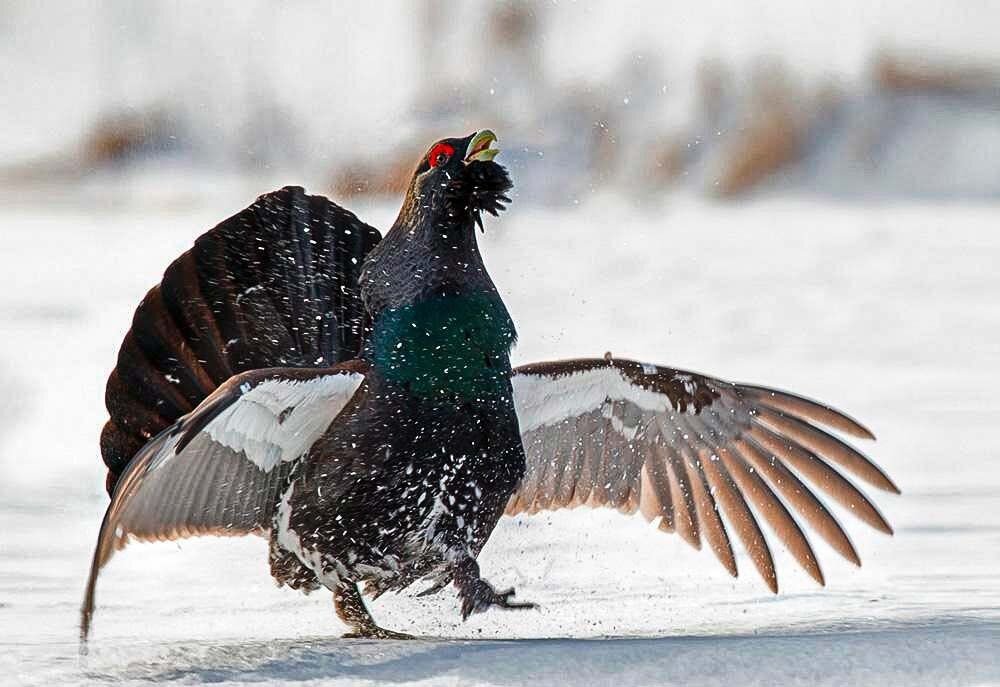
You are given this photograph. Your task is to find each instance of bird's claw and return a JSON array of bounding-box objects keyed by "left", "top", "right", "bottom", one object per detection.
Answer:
[
  {"left": 459, "top": 580, "right": 537, "bottom": 620},
  {"left": 416, "top": 579, "right": 449, "bottom": 598},
  {"left": 343, "top": 625, "right": 416, "bottom": 640}
]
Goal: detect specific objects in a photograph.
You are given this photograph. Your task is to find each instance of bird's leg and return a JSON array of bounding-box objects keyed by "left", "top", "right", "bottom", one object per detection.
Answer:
[
  {"left": 334, "top": 582, "right": 414, "bottom": 639},
  {"left": 452, "top": 555, "right": 537, "bottom": 621}
]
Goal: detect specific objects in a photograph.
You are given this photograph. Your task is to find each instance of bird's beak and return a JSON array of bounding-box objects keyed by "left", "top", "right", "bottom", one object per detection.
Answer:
[{"left": 464, "top": 130, "right": 500, "bottom": 163}]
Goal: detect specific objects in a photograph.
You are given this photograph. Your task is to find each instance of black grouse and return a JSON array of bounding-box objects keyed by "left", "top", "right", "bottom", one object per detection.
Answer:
[{"left": 81, "top": 130, "right": 899, "bottom": 642}]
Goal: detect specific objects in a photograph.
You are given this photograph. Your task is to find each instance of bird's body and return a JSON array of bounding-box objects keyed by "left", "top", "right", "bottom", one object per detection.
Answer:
[
  {"left": 273, "top": 290, "right": 525, "bottom": 601},
  {"left": 262, "top": 138, "right": 530, "bottom": 612},
  {"left": 81, "top": 129, "right": 899, "bottom": 645},
  {"left": 274, "top": 365, "right": 523, "bottom": 596}
]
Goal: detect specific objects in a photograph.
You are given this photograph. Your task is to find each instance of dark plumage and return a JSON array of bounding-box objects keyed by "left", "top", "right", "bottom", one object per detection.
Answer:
[{"left": 82, "top": 130, "right": 899, "bottom": 644}]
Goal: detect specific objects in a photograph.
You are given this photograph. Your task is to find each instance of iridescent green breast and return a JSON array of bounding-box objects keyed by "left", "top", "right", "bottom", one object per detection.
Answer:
[{"left": 370, "top": 293, "right": 517, "bottom": 401}]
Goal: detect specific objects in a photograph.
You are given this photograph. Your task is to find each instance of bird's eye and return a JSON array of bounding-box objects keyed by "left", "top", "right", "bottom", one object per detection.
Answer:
[{"left": 428, "top": 143, "right": 454, "bottom": 169}]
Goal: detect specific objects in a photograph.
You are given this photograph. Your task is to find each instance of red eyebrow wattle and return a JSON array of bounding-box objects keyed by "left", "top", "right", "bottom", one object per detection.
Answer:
[{"left": 428, "top": 143, "right": 455, "bottom": 167}]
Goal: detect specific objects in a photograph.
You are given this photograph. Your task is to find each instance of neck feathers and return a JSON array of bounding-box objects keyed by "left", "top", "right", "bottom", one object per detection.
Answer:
[
  {"left": 368, "top": 292, "right": 517, "bottom": 401},
  {"left": 358, "top": 171, "right": 516, "bottom": 400},
  {"left": 359, "top": 204, "right": 495, "bottom": 317}
]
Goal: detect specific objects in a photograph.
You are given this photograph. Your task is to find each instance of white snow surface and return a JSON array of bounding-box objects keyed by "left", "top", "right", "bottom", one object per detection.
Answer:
[{"left": 1, "top": 195, "right": 999, "bottom": 685}]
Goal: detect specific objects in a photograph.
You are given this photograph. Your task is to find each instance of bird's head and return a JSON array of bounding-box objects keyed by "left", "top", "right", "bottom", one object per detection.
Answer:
[
  {"left": 360, "top": 131, "right": 513, "bottom": 314},
  {"left": 401, "top": 130, "right": 513, "bottom": 232}
]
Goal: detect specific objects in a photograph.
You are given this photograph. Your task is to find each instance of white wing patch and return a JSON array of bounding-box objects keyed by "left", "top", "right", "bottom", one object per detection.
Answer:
[
  {"left": 512, "top": 366, "right": 674, "bottom": 433},
  {"left": 205, "top": 372, "right": 364, "bottom": 472}
]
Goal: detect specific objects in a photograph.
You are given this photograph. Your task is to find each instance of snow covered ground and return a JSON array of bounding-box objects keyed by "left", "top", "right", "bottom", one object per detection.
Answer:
[{"left": 1, "top": 192, "right": 999, "bottom": 685}]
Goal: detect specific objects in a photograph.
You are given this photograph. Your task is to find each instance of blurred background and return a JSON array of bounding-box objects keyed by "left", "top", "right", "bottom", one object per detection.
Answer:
[
  {"left": 2, "top": 3, "right": 999, "bottom": 684},
  {"left": 3, "top": 0, "right": 1000, "bottom": 207}
]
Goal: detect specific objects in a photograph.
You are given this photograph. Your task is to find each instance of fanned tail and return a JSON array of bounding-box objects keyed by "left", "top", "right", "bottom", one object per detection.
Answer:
[{"left": 99, "top": 186, "right": 382, "bottom": 494}]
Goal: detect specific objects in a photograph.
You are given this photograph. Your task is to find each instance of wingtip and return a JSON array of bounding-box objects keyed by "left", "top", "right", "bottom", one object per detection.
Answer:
[
  {"left": 842, "top": 418, "right": 877, "bottom": 442},
  {"left": 867, "top": 463, "right": 901, "bottom": 494},
  {"left": 870, "top": 511, "right": 895, "bottom": 536},
  {"left": 852, "top": 419, "right": 877, "bottom": 442},
  {"left": 78, "top": 610, "right": 92, "bottom": 655},
  {"left": 804, "top": 559, "right": 826, "bottom": 587}
]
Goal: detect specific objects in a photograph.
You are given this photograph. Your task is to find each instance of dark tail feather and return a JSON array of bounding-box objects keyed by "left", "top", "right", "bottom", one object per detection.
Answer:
[{"left": 100, "top": 186, "right": 381, "bottom": 494}]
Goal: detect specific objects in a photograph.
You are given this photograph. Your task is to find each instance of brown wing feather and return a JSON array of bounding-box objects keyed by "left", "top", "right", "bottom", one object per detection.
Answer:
[
  {"left": 509, "top": 357, "right": 897, "bottom": 592},
  {"left": 719, "top": 445, "right": 825, "bottom": 585},
  {"left": 682, "top": 448, "right": 737, "bottom": 576},
  {"left": 735, "top": 436, "right": 861, "bottom": 566}
]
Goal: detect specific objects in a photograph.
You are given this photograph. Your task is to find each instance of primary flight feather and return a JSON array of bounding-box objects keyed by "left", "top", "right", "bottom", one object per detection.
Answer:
[{"left": 82, "top": 130, "right": 898, "bottom": 643}]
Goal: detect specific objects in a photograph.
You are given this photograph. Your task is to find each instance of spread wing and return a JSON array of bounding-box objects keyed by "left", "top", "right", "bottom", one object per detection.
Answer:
[
  {"left": 508, "top": 358, "right": 899, "bottom": 592},
  {"left": 81, "top": 362, "right": 367, "bottom": 642}
]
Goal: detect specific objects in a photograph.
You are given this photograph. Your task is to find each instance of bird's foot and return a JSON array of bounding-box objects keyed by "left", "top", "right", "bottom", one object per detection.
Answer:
[
  {"left": 334, "top": 582, "right": 415, "bottom": 639},
  {"left": 459, "top": 579, "right": 537, "bottom": 620},
  {"left": 343, "top": 623, "right": 415, "bottom": 640}
]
